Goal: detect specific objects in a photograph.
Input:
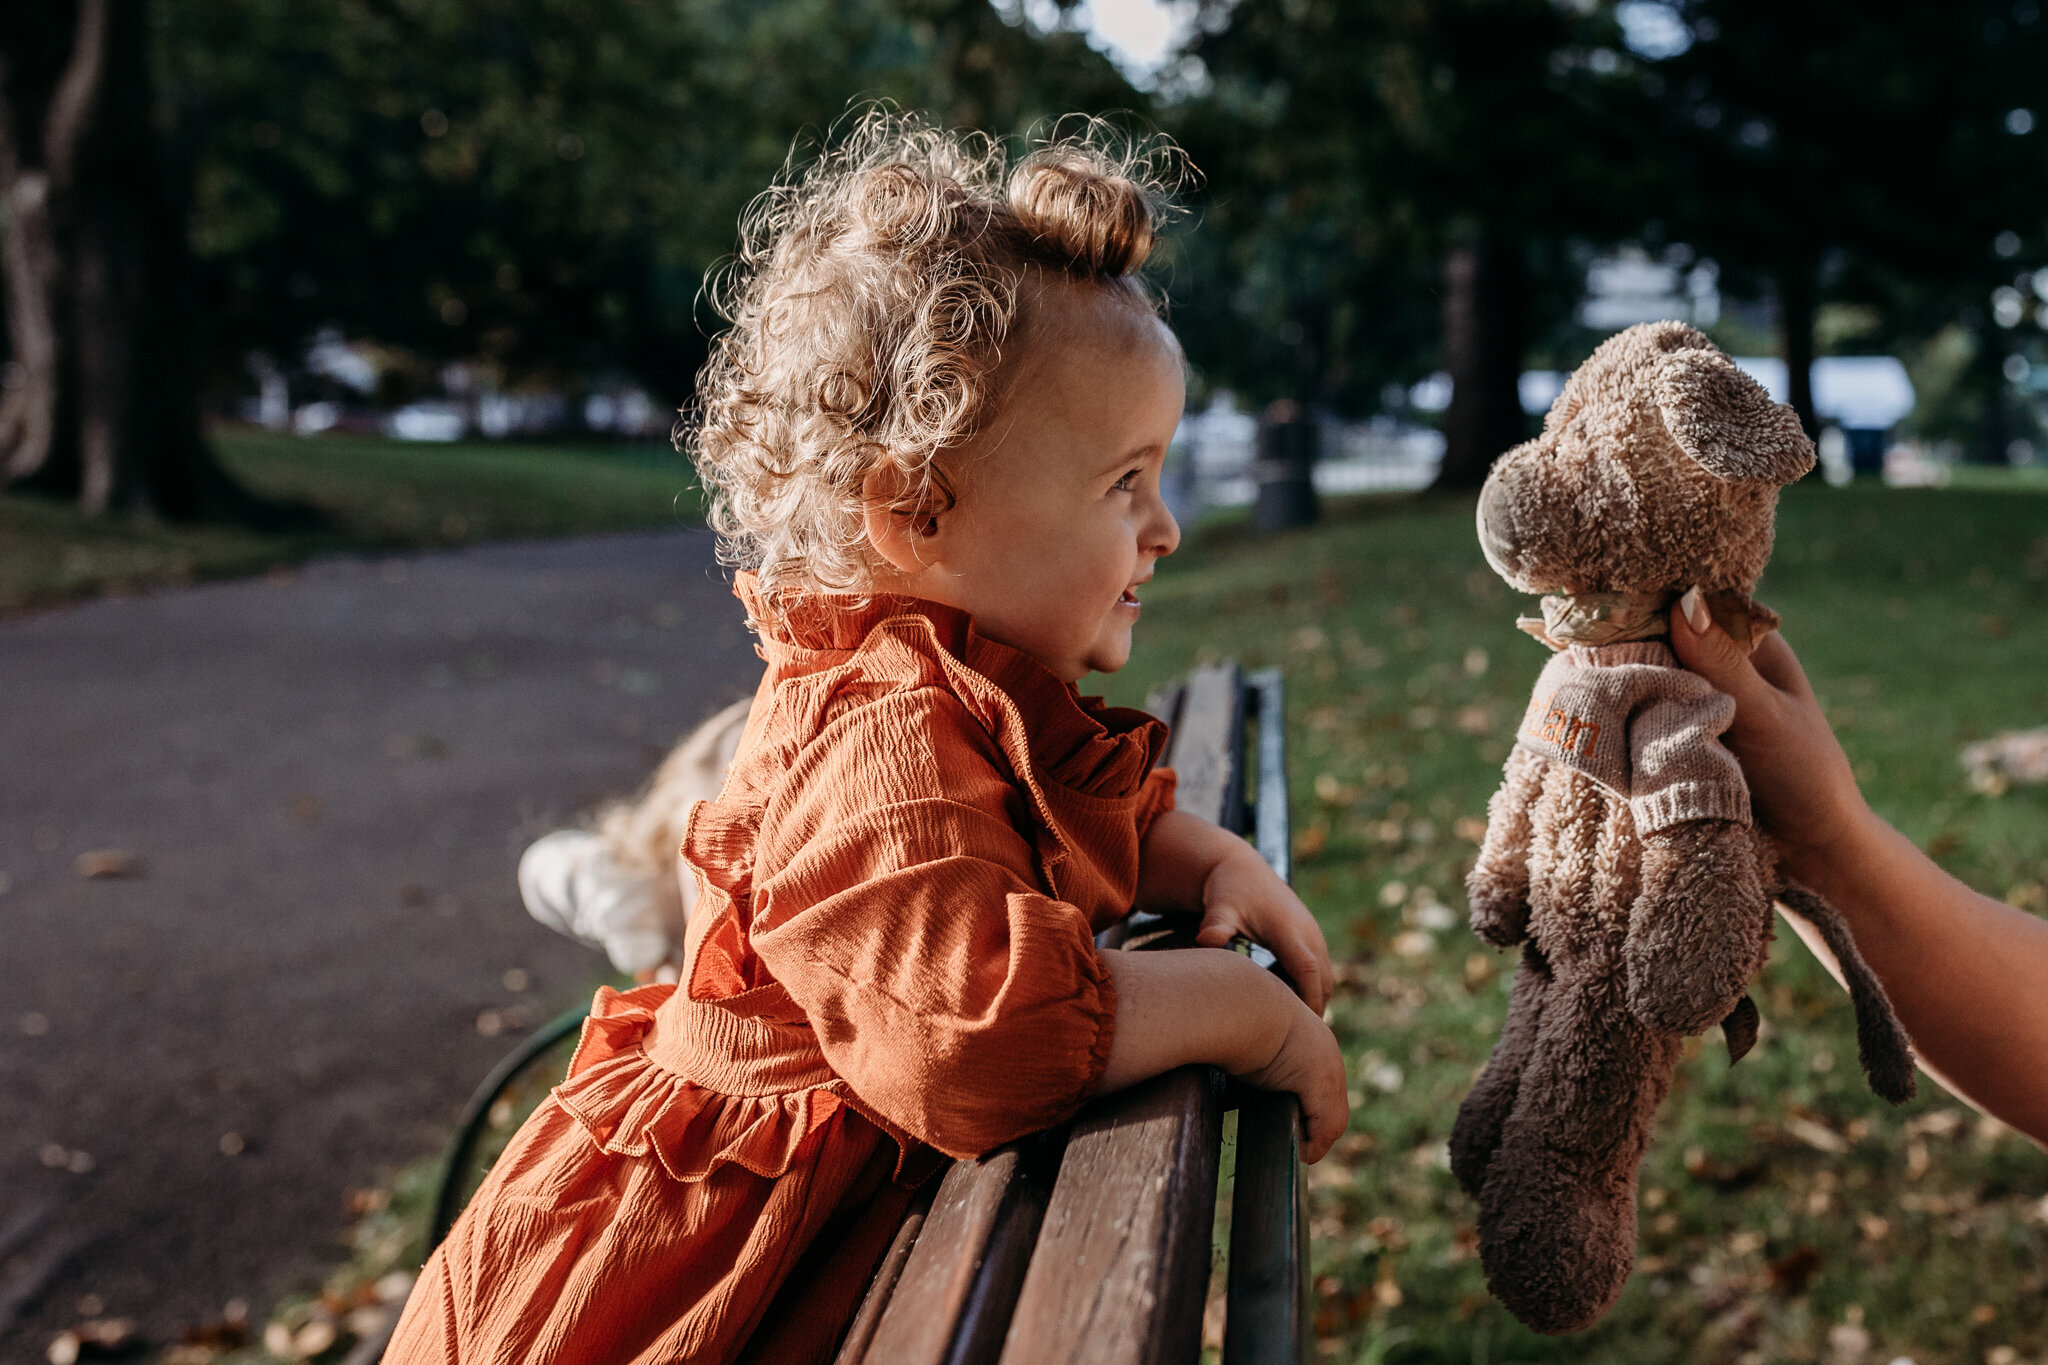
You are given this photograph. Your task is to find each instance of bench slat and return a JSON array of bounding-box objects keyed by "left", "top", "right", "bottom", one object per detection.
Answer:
[
  {"left": 834, "top": 1178, "right": 938, "bottom": 1364},
  {"left": 997, "top": 1065, "right": 1225, "bottom": 1365},
  {"left": 1224, "top": 668, "right": 1309, "bottom": 1364},
  {"left": 846, "top": 1131, "right": 1063, "bottom": 1365},
  {"left": 1223, "top": 1090, "right": 1309, "bottom": 1364},
  {"left": 1162, "top": 663, "right": 1244, "bottom": 830}
]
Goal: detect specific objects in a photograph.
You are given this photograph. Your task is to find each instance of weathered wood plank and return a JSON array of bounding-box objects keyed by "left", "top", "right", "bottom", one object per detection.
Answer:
[
  {"left": 997, "top": 1065, "right": 1226, "bottom": 1365},
  {"left": 1225, "top": 669, "right": 1308, "bottom": 1365},
  {"left": 834, "top": 1178, "right": 938, "bottom": 1365},
  {"left": 1164, "top": 663, "right": 1244, "bottom": 830},
  {"left": 853, "top": 1131, "right": 1063, "bottom": 1365},
  {"left": 1222, "top": 1089, "right": 1309, "bottom": 1365}
]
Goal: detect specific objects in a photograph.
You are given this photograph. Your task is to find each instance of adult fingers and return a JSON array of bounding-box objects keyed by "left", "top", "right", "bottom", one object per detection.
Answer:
[
  {"left": 1669, "top": 588, "right": 1772, "bottom": 710},
  {"left": 1747, "top": 629, "right": 1816, "bottom": 700}
]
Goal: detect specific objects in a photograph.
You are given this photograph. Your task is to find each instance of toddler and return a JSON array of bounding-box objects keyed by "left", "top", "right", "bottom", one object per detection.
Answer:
[{"left": 386, "top": 113, "right": 1347, "bottom": 1365}]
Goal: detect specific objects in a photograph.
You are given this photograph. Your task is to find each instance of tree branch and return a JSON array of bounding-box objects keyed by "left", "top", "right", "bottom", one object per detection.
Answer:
[{"left": 44, "top": 0, "right": 107, "bottom": 187}]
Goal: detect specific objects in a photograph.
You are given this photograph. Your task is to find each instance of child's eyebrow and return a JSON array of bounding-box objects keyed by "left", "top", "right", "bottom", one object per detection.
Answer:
[{"left": 1097, "top": 442, "right": 1162, "bottom": 474}]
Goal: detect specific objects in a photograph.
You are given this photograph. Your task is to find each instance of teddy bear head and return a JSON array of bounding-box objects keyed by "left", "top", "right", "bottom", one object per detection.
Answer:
[{"left": 1477, "top": 321, "right": 1815, "bottom": 598}]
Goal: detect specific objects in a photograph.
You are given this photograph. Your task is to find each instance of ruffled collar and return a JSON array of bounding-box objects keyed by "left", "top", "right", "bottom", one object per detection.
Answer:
[{"left": 733, "top": 572, "right": 1164, "bottom": 801}]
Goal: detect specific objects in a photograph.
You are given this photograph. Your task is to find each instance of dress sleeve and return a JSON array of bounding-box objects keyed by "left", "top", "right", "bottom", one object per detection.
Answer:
[
  {"left": 747, "top": 686, "right": 1117, "bottom": 1159},
  {"left": 1134, "top": 766, "right": 1177, "bottom": 842}
]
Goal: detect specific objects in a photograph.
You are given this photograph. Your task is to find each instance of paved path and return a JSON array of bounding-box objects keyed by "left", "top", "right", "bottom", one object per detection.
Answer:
[{"left": 0, "top": 529, "right": 760, "bottom": 1359}]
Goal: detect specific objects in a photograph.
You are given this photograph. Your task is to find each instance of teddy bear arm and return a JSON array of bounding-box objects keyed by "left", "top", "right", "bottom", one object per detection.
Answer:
[
  {"left": 1624, "top": 819, "right": 1771, "bottom": 1036},
  {"left": 1466, "top": 747, "right": 1545, "bottom": 948}
]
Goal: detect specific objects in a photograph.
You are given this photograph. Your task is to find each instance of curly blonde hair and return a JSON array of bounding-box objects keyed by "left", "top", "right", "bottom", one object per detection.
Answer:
[{"left": 685, "top": 109, "right": 1188, "bottom": 617}]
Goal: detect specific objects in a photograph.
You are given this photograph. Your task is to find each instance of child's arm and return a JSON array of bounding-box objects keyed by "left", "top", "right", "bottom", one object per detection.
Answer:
[
  {"left": 1136, "top": 808, "right": 1336, "bottom": 1014},
  {"left": 1672, "top": 608, "right": 2048, "bottom": 1145},
  {"left": 1097, "top": 945, "right": 1349, "bottom": 1161},
  {"left": 749, "top": 688, "right": 1350, "bottom": 1162}
]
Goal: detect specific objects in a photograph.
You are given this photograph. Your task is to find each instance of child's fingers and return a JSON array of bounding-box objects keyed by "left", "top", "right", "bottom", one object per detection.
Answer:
[
  {"left": 1274, "top": 934, "right": 1331, "bottom": 1014},
  {"left": 1194, "top": 908, "right": 1245, "bottom": 948}
]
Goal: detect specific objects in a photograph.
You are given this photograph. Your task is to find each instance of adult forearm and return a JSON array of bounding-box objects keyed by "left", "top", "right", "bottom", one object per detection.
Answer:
[
  {"left": 1096, "top": 946, "right": 1289, "bottom": 1092},
  {"left": 1794, "top": 810, "right": 2048, "bottom": 1145}
]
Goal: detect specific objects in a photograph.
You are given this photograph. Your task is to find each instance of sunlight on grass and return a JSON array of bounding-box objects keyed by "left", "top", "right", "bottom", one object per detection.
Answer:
[
  {"left": 0, "top": 429, "right": 697, "bottom": 615},
  {"left": 1106, "top": 484, "right": 2048, "bottom": 1364}
]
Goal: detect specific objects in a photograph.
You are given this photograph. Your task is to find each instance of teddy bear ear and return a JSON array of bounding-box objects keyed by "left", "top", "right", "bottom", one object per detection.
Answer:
[{"left": 1653, "top": 349, "right": 1815, "bottom": 484}]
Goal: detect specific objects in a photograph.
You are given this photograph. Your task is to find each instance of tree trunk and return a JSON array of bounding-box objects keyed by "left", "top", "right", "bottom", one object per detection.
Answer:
[
  {"left": 0, "top": 0, "right": 287, "bottom": 521},
  {"left": 1431, "top": 230, "right": 1528, "bottom": 491},
  {"left": 1776, "top": 254, "right": 1818, "bottom": 444},
  {"left": 1974, "top": 323, "right": 2013, "bottom": 466}
]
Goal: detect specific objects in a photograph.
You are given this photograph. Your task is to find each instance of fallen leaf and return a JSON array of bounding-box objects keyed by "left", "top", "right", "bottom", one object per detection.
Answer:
[
  {"left": 1390, "top": 930, "right": 1435, "bottom": 958},
  {"left": 1769, "top": 1246, "right": 1821, "bottom": 1295},
  {"left": 1784, "top": 1115, "right": 1849, "bottom": 1153},
  {"left": 292, "top": 1321, "right": 337, "bottom": 1357},
  {"left": 73, "top": 850, "right": 141, "bottom": 880}
]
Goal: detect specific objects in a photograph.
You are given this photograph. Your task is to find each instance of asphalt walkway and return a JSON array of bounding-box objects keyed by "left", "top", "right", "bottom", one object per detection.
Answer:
[{"left": 0, "top": 529, "right": 760, "bottom": 1358}]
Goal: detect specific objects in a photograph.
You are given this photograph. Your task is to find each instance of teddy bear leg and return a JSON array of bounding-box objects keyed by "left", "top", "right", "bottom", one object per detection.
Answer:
[
  {"left": 1474, "top": 975, "right": 1684, "bottom": 1334},
  {"left": 1450, "top": 942, "right": 1552, "bottom": 1198}
]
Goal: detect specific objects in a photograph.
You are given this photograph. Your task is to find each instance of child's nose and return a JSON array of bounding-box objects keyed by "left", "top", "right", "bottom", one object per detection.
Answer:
[{"left": 1147, "top": 495, "right": 1181, "bottom": 558}]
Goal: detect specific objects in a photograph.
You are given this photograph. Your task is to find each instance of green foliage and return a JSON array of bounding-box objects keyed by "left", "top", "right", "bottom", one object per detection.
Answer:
[
  {"left": 1165, "top": 0, "right": 1654, "bottom": 410},
  {"left": 158, "top": 0, "right": 1139, "bottom": 402},
  {"left": 1107, "top": 485, "right": 2048, "bottom": 1362}
]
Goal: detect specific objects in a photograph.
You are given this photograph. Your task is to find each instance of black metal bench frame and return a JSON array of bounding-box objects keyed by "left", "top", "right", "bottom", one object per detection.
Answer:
[{"left": 427, "top": 661, "right": 1307, "bottom": 1365}]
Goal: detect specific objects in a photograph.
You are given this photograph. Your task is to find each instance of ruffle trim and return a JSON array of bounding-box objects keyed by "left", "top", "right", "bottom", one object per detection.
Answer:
[{"left": 552, "top": 984, "right": 846, "bottom": 1181}]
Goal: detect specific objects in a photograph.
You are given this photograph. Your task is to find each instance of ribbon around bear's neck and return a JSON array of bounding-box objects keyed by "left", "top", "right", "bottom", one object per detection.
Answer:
[{"left": 1516, "top": 589, "right": 1779, "bottom": 651}]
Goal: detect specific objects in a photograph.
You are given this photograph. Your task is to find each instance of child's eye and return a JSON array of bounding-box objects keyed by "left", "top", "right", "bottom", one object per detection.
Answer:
[{"left": 1111, "top": 469, "right": 1140, "bottom": 492}]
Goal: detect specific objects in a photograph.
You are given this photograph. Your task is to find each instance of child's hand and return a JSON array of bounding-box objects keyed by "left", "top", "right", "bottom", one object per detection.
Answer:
[
  {"left": 1239, "top": 989, "right": 1351, "bottom": 1162},
  {"left": 1193, "top": 846, "right": 1336, "bottom": 1014}
]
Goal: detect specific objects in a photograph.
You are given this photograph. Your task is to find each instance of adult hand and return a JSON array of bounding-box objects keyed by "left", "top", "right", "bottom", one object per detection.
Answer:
[{"left": 1668, "top": 588, "right": 1870, "bottom": 883}]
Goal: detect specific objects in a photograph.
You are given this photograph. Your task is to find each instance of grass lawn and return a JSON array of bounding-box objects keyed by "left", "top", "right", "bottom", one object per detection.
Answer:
[
  {"left": 1101, "top": 481, "right": 2048, "bottom": 1364},
  {"left": 0, "top": 428, "right": 698, "bottom": 616}
]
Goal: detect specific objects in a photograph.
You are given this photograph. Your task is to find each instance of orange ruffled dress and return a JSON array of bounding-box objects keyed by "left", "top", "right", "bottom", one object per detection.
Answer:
[{"left": 385, "top": 579, "right": 1176, "bottom": 1365}]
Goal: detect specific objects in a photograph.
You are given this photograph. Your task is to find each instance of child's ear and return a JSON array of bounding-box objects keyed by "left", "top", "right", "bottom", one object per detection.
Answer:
[{"left": 860, "top": 465, "right": 944, "bottom": 579}]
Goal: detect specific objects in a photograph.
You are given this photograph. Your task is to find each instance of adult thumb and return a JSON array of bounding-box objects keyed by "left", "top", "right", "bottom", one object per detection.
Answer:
[{"left": 1669, "top": 586, "right": 1766, "bottom": 705}]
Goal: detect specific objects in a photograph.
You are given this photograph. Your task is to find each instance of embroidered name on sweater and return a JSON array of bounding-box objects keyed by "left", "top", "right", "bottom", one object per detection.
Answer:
[{"left": 1513, "top": 644, "right": 1754, "bottom": 835}]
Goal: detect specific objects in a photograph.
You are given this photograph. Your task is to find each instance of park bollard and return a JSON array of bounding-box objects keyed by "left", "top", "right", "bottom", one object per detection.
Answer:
[{"left": 1251, "top": 403, "right": 1319, "bottom": 532}]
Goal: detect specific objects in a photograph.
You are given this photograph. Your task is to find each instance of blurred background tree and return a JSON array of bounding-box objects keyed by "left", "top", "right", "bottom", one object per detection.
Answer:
[
  {"left": 0, "top": 0, "right": 269, "bottom": 520},
  {"left": 7, "top": 0, "right": 2048, "bottom": 520},
  {"left": 2, "top": 0, "right": 1134, "bottom": 519},
  {"left": 1172, "top": 0, "right": 1659, "bottom": 488},
  {"left": 1648, "top": 0, "right": 2048, "bottom": 448}
]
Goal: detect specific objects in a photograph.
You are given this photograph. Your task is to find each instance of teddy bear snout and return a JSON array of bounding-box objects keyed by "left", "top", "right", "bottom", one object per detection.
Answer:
[{"left": 1477, "top": 448, "right": 1587, "bottom": 594}]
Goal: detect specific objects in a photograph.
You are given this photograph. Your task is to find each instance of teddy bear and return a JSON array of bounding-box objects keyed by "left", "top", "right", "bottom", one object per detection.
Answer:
[{"left": 1449, "top": 320, "right": 1917, "bottom": 1335}]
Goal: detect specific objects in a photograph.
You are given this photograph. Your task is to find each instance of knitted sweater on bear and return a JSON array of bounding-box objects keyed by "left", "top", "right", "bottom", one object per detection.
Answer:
[{"left": 1514, "top": 641, "right": 1751, "bottom": 834}]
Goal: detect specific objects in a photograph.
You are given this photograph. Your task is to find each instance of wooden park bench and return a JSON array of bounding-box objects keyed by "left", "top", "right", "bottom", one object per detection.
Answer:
[{"left": 423, "top": 662, "right": 1309, "bottom": 1364}]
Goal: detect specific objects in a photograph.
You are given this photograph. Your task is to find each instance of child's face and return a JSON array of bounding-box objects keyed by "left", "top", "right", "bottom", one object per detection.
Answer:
[{"left": 868, "top": 285, "right": 1185, "bottom": 683}]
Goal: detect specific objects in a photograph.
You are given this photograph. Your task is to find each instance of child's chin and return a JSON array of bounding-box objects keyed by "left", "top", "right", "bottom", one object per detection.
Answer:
[{"left": 1082, "top": 640, "right": 1133, "bottom": 677}]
